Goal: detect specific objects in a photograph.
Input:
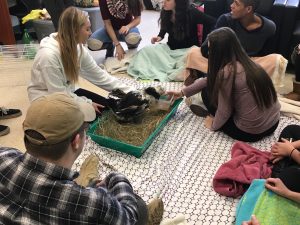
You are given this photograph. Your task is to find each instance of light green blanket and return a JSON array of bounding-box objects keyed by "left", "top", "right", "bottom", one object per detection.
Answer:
[
  {"left": 236, "top": 179, "right": 300, "bottom": 225},
  {"left": 127, "top": 44, "right": 189, "bottom": 81}
]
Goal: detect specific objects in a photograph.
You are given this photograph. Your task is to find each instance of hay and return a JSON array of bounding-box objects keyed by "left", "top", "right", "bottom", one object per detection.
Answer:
[{"left": 96, "top": 109, "right": 169, "bottom": 146}]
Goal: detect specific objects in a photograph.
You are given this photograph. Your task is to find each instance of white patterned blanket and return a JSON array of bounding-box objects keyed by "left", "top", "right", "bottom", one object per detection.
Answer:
[{"left": 73, "top": 80, "right": 300, "bottom": 225}]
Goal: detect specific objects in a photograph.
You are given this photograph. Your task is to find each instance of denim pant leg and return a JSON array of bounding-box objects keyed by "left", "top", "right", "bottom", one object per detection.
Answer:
[
  {"left": 91, "top": 27, "right": 141, "bottom": 49},
  {"left": 125, "top": 27, "right": 141, "bottom": 49}
]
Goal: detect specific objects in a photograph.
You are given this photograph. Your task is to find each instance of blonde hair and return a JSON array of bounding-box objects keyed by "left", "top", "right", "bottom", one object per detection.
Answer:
[{"left": 57, "top": 7, "right": 89, "bottom": 84}]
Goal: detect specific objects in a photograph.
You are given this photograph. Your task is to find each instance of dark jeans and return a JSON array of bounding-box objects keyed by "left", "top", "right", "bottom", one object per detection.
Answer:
[
  {"left": 43, "top": 0, "right": 74, "bottom": 31},
  {"left": 201, "top": 88, "right": 279, "bottom": 142},
  {"left": 272, "top": 125, "right": 300, "bottom": 193}
]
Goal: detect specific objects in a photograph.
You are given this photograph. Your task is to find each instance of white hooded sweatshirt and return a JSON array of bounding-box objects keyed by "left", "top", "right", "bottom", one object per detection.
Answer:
[{"left": 28, "top": 33, "right": 133, "bottom": 104}]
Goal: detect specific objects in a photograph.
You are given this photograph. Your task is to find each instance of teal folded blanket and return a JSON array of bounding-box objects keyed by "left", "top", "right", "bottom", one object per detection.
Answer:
[
  {"left": 127, "top": 44, "right": 189, "bottom": 81},
  {"left": 236, "top": 179, "right": 300, "bottom": 225}
]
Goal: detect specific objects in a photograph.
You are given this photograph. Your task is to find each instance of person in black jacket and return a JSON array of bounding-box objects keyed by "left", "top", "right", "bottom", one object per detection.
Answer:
[{"left": 151, "top": 0, "right": 216, "bottom": 50}]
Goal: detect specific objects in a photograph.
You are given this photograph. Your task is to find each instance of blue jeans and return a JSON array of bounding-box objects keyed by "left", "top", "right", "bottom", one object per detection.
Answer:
[{"left": 91, "top": 27, "right": 141, "bottom": 49}]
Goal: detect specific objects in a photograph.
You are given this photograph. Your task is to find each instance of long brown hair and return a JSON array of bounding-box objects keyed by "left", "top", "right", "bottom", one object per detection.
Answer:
[
  {"left": 207, "top": 27, "right": 277, "bottom": 109},
  {"left": 57, "top": 7, "right": 88, "bottom": 84}
]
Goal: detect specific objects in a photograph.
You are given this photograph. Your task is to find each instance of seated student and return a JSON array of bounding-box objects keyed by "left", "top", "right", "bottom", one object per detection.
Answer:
[
  {"left": 285, "top": 45, "right": 300, "bottom": 101},
  {"left": 126, "top": 0, "right": 216, "bottom": 81},
  {"left": 166, "top": 27, "right": 280, "bottom": 142},
  {"left": 0, "top": 92, "right": 155, "bottom": 224},
  {"left": 28, "top": 7, "right": 134, "bottom": 114},
  {"left": 87, "top": 0, "right": 143, "bottom": 60},
  {"left": 184, "top": 0, "right": 286, "bottom": 95}
]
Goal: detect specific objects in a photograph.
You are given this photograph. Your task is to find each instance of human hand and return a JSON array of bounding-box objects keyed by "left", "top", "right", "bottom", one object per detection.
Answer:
[
  {"left": 92, "top": 102, "right": 105, "bottom": 114},
  {"left": 271, "top": 138, "right": 295, "bottom": 158},
  {"left": 151, "top": 36, "right": 162, "bottom": 44},
  {"left": 265, "top": 177, "right": 290, "bottom": 198},
  {"left": 165, "top": 90, "right": 183, "bottom": 100},
  {"left": 204, "top": 116, "right": 214, "bottom": 129},
  {"left": 119, "top": 25, "right": 129, "bottom": 35},
  {"left": 242, "top": 215, "right": 260, "bottom": 225},
  {"left": 115, "top": 45, "right": 125, "bottom": 60}
]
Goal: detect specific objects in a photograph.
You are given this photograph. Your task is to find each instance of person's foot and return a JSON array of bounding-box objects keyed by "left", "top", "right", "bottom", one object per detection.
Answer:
[
  {"left": 147, "top": 198, "right": 164, "bottom": 225},
  {"left": 190, "top": 104, "right": 210, "bottom": 117},
  {"left": 87, "top": 38, "right": 103, "bottom": 51},
  {"left": 125, "top": 33, "right": 141, "bottom": 49},
  {"left": 0, "top": 108, "right": 22, "bottom": 120},
  {"left": 0, "top": 125, "right": 10, "bottom": 136},
  {"left": 75, "top": 154, "right": 100, "bottom": 187}
]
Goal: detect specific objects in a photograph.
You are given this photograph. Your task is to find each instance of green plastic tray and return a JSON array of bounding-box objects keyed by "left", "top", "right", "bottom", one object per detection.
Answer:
[{"left": 88, "top": 99, "right": 182, "bottom": 158}]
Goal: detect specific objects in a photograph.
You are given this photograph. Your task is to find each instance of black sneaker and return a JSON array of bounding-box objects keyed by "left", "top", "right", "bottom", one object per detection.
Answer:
[
  {"left": 190, "top": 104, "right": 210, "bottom": 117},
  {"left": 0, "top": 108, "right": 22, "bottom": 120},
  {"left": 0, "top": 125, "right": 10, "bottom": 136}
]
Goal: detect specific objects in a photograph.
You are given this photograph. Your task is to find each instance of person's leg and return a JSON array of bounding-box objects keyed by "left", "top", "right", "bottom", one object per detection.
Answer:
[
  {"left": 88, "top": 28, "right": 116, "bottom": 57},
  {"left": 74, "top": 88, "right": 109, "bottom": 107},
  {"left": 278, "top": 167, "right": 300, "bottom": 193},
  {"left": 278, "top": 125, "right": 300, "bottom": 141},
  {"left": 201, "top": 87, "right": 216, "bottom": 116},
  {"left": 216, "top": 117, "right": 279, "bottom": 142},
  {"left": 124, "top": 27, "right": 142, "bottom": 49}
]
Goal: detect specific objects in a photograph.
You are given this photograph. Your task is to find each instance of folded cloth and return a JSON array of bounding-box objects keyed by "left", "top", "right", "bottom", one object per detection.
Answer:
[
  {"left": 279, "top": 96, "right": 300, "bottom": 120},
  {"left": 236, "top": 179, "right": 300, "bottom": 225},
  {"left": 127, "top": 43, "right": 189, "bottom": 81},
  {"left": 103, "top": 49, "right": 138, "bottom": 75},
  {"left": 184, "top": 47, "right": 288, "bottom": 93},
  {"left": 160, "top": 214, "right": 190, "bottom": 225},
  {"left": 213, "top": 142, "right": 272, "bottom": 197}
]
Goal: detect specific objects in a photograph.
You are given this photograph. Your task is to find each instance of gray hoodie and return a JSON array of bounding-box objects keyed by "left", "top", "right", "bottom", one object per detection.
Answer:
[{"left": 28, "top": 33, "right": 133, "bottom": 104}]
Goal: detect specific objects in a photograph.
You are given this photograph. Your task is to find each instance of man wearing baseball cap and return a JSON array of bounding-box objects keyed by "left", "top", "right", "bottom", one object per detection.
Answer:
[{"left": 0, "top": 92, "right": 160, "bottom": 225}]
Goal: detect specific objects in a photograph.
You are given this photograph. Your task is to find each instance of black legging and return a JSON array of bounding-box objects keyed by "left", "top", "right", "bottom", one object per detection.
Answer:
[
  {"left": 201, "top": 88, "right": 278, "bottom": 142},
  {"left": 43, "top": 0, "right": 74, "bottom": 31},
  {"left": 272, "top": 125, "right": 300, "bottom": 193},
  {"left": 74, "top": 88, "right": 110, "bottom": 117}
]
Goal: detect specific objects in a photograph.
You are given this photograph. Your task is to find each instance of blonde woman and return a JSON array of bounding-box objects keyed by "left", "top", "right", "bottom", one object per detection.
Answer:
[{"left": 28, "top": 7, "right": 133, "bottom": 114}]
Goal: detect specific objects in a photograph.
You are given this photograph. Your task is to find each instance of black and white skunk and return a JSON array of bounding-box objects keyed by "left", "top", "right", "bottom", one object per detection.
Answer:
[{"left": 107, "top": 86, "right": 165, "bottom": 123}]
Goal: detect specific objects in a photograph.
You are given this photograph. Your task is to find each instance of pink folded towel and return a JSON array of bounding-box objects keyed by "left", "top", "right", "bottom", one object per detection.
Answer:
[{"left": 213, "top": 141, "right": 272, "bottom": 197}]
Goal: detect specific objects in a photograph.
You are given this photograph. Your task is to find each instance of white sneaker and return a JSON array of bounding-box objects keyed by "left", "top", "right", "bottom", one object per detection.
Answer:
[
  {"left": 87, "top": 38, "right": 103, "bottom": 51},
  {"left": 125, "top": 33, "right": 141, "bottom": 45}
]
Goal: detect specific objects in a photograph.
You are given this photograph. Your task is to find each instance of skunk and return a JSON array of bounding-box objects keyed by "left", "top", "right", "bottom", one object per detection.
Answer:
[{"left": 107, "top": 86, "right": 165, "bottom": 123}]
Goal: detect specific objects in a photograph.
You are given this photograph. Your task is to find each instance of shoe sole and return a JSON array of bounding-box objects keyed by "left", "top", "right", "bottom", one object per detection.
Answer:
[
  {"left": 190, "top": 104, "right": 209, "bottom": 117},
  {"left": 87, "top": 39, "right": 103, "bottom": 51},
  {"left": 75, "top": 155, "right": 100, "bottom": 187},
  {"left": 0, "top": 127, "right": 10, "bottom": 136},
  {"left": 147, "top": 198, "right": 164, "bottom": 225},
  {"left": 0, "top": 111, "right": 22, "bottom": 120}
]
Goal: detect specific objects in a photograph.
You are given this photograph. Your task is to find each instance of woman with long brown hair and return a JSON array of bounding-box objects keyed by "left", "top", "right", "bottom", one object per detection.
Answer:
[
  {"left": 28, "top": 7, "right": 133, "bottom": 114},
  {"left": 167, "top": 27, "right": 280, "bottom": 142}
]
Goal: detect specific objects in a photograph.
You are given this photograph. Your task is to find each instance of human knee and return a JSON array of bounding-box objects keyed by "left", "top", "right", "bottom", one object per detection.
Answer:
[{"left": 125, "top": 32, "right": 141, "bottom": 47}]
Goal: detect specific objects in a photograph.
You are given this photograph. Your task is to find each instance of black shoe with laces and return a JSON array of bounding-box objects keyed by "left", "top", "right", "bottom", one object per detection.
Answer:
[
  {"left": 0, "top": 108, "right": 22, "bottom": 120},
  {"left": 0, "top": 125, "right": 10, "bottom": 136}
]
